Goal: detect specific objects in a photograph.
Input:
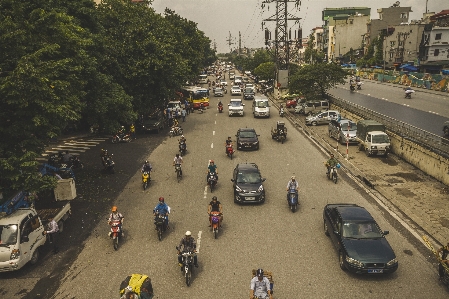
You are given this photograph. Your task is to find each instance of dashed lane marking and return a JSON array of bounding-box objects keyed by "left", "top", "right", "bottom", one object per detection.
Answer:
[
  {"left": 211, "top": 143, "right": 213, "bottom": 148},
  {"left": 196, "top": 231, "right": 202, "bottom": 253}
]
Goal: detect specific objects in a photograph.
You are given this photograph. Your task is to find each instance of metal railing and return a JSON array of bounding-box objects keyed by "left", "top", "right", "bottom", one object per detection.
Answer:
[{"left": 327, "top": 94, "right": 449, "bottom": 158}]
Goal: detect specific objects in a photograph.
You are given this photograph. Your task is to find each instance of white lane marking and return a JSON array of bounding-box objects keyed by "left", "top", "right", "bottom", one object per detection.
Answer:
[
  {"left": 211, "top": 143, "right": 213, "bottom": 148},
  {"left": 66, "top": 141, "right": 101, "bottom": 145},
  {"left": 197, "top": 231, "right": 202, "bottom": 253},
  {"left": 204, "top": 186, "right": 208, "bottom": 199},
  {"left": 53, "top": 145, "right": 90, "bottom": 149},
  {"left": 87, "top": 138, "right": 109, "bottom": 142},
  {"left": 213, "top": 131, "right": 215, "bottom": 136},
  {"left": 47, "top": 149, "right": 86, "bottom": 153},
  {"left": 215, "top": 121, "right": 216, "bottom": 125},
  {"left": 367, "top": 94, "right": 370, "bottom": 96}
]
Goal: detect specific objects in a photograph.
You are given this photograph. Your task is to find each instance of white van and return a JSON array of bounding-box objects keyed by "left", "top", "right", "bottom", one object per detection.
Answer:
[{"left": 252, "top": 97, "right": 270, "bottom": 118}]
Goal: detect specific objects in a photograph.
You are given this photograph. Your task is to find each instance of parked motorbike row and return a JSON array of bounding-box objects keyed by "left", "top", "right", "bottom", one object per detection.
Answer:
[{"left": 47, "top": 151, "right": 84, "bottom": 170}]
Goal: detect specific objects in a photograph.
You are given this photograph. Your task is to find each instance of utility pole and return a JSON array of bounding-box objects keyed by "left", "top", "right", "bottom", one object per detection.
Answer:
[
  {"left": 239, "top": 31, "right": 242, "bottom": 55},
  {"left": 262, "top": 0, "right": 302, "bottom": 89},
  {"left": 226, "top": 31, "right": 234, "bottom": 52}
]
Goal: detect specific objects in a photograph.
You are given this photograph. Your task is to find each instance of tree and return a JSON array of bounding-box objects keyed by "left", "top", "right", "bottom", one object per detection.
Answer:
[
  {"left": 253, "top": 62, "right": 276, "bottom": 81},
  {"left": 289, "top": 63, "right": 348, "bottom": 99},
  {"left": 303, "top": 34, "right": 325, "bottom": 64}
]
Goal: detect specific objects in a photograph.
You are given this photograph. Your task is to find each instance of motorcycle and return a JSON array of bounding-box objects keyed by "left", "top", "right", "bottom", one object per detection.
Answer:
[
  {"left": 226, "top": 145, "right": 234, "bottom": 160},
  {"left": 357, "top": 82, "right": 363, "bottom": 90},
  {"left": 108, "top": 220, "right": 122, "bottom": 250},
  {"left": 404, "top": 88, "right": 415, "bottom": 99},
  {"left": 176, "top": 246, "right": 195, "bottom": 287},
  {"left": 327, "top": 164, "right": 339, "bottom": 184},
  {"left": 218, "top": 105, "right": 223, "bottom": 113},
  {"left": 287, "top": 188, "right": 299, "bottom": 213},
  {"left": 175, "top": 163, "right": 182, "bottom": 182},
  {"left": 169, "top": 126, "right": 183, "bottom": 137},
  {"left": 154, "top": 212, "right": 167, "bottom": 241},
  {"left": 209, "top": 211, "right": 222, "bottom": 239},
  {"left": 179, "top": 141, "right": 187, "bottom": 156},
  {"left": 207, "top": 172, "right": 217, "bottom": 193},
  {"left": 279, "top": 108, "right": 284, "bottom": 117},
  {"left": 112, "top": 133, "right": 131, "bottom": 143},
  {"left": 68, "top": 156, "right": 84, "bottom": 169},
  {"left": 142, "top": 172, "right": 150, "bottom": 190},
  {"left": 349, "top": 84, "right": 356, "bottom": 91},
  {"left": 103, "top": 155, "right": 115, "bottom": 174}
]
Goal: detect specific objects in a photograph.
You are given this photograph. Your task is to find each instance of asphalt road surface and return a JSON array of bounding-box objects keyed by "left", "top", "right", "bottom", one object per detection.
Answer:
[
  {"left": 1, "top": 85, "right": 448, "bottom": 298},
  {"left": 329, "top": 80, "right": 449, "bottom": 135}
]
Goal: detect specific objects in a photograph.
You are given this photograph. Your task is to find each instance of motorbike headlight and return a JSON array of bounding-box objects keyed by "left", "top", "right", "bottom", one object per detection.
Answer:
[
  {"left": 386, "top": 258, "right": 398, "bottom": 266},
  {"left": 10, "top": 249, "right": 20, "bottom": 260},
  {"left": 257, "top": 185, "right": 264, "bottom": 192},
  {"left": 346, "top": 256, "right": 363, "bottom": 267}
]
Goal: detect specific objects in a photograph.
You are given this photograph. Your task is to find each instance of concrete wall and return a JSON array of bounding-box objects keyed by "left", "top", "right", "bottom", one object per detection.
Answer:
[{"left": 335, "top": 15, "right": 370, "bottom": 57}]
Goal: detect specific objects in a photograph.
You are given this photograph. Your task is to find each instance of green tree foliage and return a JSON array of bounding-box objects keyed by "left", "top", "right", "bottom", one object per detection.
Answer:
[
  {"left": 303, "top": 34, "right": 325, "bottom": 64},
  {"left": 253, "top": 62, "right": 276, "bottom": 81},
  {"left": 289, "top": 63, "right": 348, "bottom": 99}
]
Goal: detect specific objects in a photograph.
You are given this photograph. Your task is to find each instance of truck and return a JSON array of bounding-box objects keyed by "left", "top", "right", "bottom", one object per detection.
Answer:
[
  {"left": 356, "top": 120, "right": 391, "bottom": 156},
  {"left": 0, "top": 189, "right": 71, "bottom": 272}
]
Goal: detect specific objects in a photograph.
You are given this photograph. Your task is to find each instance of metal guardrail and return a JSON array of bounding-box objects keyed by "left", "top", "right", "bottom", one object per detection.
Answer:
[{"left": 327, "top": 94, "right": 449, "bottom": 158}]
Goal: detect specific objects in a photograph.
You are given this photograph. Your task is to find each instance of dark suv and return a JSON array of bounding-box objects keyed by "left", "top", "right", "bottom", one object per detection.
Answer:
[
  {"left": 231, "top": 163, "right": 266, "bottom": 204},
  {"left": 236, "top": 128, "right": 260, "bottom": 150},
  {"left": 139, "top": 111, "right": 165, "bottom": 133},
  {"left": 243, "top": 88, "right": 255, "bottom": 100}
]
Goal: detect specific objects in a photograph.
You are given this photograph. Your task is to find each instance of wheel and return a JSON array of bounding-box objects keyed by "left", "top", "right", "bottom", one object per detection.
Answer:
[
  {"left": 333, "top": 173, "right": 338, "bottom": 184},
  {"left": 339, "top": 251, "right": 347, "bottom": 271},
  {"left": 324, "top": 221, "right": 329, "bottom": 236},
  {"left": 210, "top": 182, "right": 214, "bottom": 193},
  {"left": 30, "top": 248, "right": 39, "bottom": 265},
  {"left": 143, "top": 182, "right": 147, "bottom": 190},
  {"left": 177, "top": 171, "right": 182, "bottom": 183},
  {"left": 230, "top": 152, "right": 233, "bottom": 160},
  {"left": 113, "top": 236, "right": 119, "bottom": 251},
  {"left": 157, "top": 227, "right": 162, "bottom": 241},
  {"left": 281, "top": 138, "right": 284, "bottom": 144},
  {"left": 311, "top": 121, "right": 317, "bottom": 126},
  {"left": 290, "top": 204, "right": 296, "bottom": 213},
  {"left": 214, "top": 228, "right": 218, "bottom": 239},
  {"left": 234, "top": 194, "right": 239, "bottom": 203},
  {"left": 186, "top": 269, "right": 192, "bottom": 286},
  {"left": 111, "top": 137, "right": 117, "bottom": 144}
]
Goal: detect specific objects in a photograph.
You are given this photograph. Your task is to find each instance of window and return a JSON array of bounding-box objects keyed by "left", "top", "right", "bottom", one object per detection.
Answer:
[
  {"left": 400, "top": 13, "right": 407, "bottom": 18},
  {"left": 435, "top": 33, "right": 442, "bottom": 40},
  {"left": 389, "top": 52, "right": 394, "bottom": 59},
  {"left": 399, "top": 41, "right": 404, "bottom": 46},
  {"left": 390, "top": 41, "right": 395, "bottom": 47},
  {"left": 434, "top": 49, "right": 440, "bottom": 56}
]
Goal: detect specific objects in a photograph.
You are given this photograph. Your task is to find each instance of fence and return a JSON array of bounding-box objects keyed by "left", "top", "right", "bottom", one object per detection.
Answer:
[{"left": 327, "top": 94, "right": 449, "bottom": 158}]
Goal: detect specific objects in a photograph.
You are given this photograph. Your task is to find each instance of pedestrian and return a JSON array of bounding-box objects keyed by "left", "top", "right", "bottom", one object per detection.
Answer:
[
  {"left": 185, "top": 101, "right": 190, "bottom": 115},
  {"left": 181, "top": 108, "right": 186, "bottom": 122},
  {"left": 129, "top": 123, "right": 136, "bottom": 140},
  {"left": 44, "top": 215, "right": 59, "bottom": 253},
  {"left": 167, "top": 108, "right": 173, "bottom": 127},
  {"left": 174, "top": 109, "right": 179, "bottom": 120}
]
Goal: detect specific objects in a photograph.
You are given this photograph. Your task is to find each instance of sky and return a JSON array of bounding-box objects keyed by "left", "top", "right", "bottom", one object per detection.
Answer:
[{"left": 150, "top": 0, "right": 447, "bottom": 54}]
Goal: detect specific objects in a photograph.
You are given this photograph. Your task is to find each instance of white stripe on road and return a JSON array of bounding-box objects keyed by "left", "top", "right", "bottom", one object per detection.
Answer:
[
  {"left": 196, "top": 231, "right": 202, "bottom": 253},
  {"left": 53, "top": 145, "right": 90, "bottom": 149},
  {"left": 215, "top": 121, "right": 216, "bottom": 125},
  {"left": 204, "top": 186, "right": 208, "bottom": 199},
  {"left": 213, "top": 131, "right": 215, "bottom": 135},
  {"left": 211, "top": 143, "right": 213, "bottom": 148},
  {"left": 47, "top": 149, "right": 86, "bottom": 153}
]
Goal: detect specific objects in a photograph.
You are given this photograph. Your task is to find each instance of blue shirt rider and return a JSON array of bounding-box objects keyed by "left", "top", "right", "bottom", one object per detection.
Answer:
[
  {"left": 153, "top": 197, "right": 169, "bottom": 228},
  {"left": 207, "top": 160, "right": 218, "bottom": 182}
]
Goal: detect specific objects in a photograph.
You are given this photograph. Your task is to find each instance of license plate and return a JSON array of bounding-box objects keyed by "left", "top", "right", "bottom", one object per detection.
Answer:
[
  {"left": 245, "top": 197, "right": 255, "bottom": 201},
  {"left": 368, "top": 269, "right": 383, "bottom": 273},
  {"left": 245, "top": 145, "right": 252, "bottom": 147}
]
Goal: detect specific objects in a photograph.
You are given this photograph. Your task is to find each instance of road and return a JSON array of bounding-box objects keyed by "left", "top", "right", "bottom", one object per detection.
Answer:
[{"left": 328, "top": 79, "right": 449, "bottom": 135}]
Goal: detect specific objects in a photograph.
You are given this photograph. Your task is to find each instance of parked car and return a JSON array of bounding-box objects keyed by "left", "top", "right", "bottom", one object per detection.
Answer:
[
  {"left": 214, "top": 87, "right": 224, "bottom": 97},
  {"left": 139, "top": 111, "right": 165, "bottom": 133},
  {"left": 323, "top": 203, "right": 398, "bottom": 274},
  {"left": 286, "top": 96, "right": 306, "bottom": 108},
  {"left": 328, "top": 119, "right": 358, "bottom": 144},
  {"left": 231, "top": 163, "right": 266, "bottom": 204},
  {"left": 305, "top": 110, "right": 340, "bottom": 126},
  {"left": 236, "top": 128, "right": 259, "bottom": 150},
  {"left": 296, "top": 100, "right": 329, "bottom": 115},
  {"left": 231, "top": 86, "right": 242, "bottom": 96}
]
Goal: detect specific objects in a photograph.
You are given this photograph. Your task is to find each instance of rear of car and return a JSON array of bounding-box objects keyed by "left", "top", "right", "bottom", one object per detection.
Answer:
[{"left": 236, "top": 128, "right": 259, "bottom": 150}]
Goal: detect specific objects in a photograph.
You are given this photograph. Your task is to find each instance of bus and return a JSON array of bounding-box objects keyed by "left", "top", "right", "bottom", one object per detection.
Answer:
[
  {"left": 198, "top": 74, "right": 208, "bottom": 84},
  {"left": 180, "top": 86, "right": 210, "bottom": 109}
]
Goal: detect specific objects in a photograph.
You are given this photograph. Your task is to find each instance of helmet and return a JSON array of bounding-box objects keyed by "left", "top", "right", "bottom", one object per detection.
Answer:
[
  {"left": 212, "top": 196, "right": 217, "bottom": 201},
  {"left": 159, "top": 197, "right": 164, "bottom": 202},
  {"left": 210, "top": 160, "right": 214, "bottom": 163},
  {"left": 291, "top": 176, "right": 296, "bottom": 180},
  {"left": 181, "top": 135, "right": 184, "bottom": 138},
  {"left": 256, "top": 269, "right": 264, "bottom": 277},
  {"left": 185, "top": 231, "right": 192, "bottom": 236},
  {"left": 330, "top": 153, "right": 334, "bottom": 157},
  {"left": 176, "top": 153, "right": 180, "bottom": 157},
  {"left": 111, "top": 206, "right": 117, "bottom": 212},
  {"left": 145, "top": 160, "right": 149, "bottom": 164},
  {"left": 336, "top": 163, "right": 341, "bottom": 169},
  {"left": 121, "top": 126, "right": 124, "bottom": 128}
]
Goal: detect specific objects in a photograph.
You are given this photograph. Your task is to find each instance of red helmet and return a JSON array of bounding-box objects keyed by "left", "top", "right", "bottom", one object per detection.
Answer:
[
  {"left": 159, "top": 197, "right": 164, "bottom": 202},
  {"left": 210, "top": 160, "right": 214, "bottom": 163}
]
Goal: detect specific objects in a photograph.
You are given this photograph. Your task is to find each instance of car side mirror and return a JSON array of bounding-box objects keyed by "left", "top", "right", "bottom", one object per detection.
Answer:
[
  {"left": 231, "top": 179, "right": 235, "bottom": 182},
  {"left": 262, "top": 178, "right": 266, "bottom": 182},
  {"left": 383, "top": 230, "right": 389, "bottom": 235},
  {"left": 243, "top": 104, "right": 245, "bottom": 106},
  {"left": 257, "top": 134, "right": 260, "bottom": 137},
  {"left": 228, "top": 104, "right": 230, "bottom": 106}
]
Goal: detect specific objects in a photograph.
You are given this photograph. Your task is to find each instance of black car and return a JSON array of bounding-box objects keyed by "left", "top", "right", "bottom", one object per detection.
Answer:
[
  {"left": 236, "top": 128, "right": 260, "bottom": 150},
  {"left": 139, "top": 111, "right": 165, "bottom": 133},
  {"left": 231, "top": 163, "right": 266, "bottom": 204},
  {"left": 243, "top": 88, "right": 255, "bottom": 100},
  {"left": 323, "top": 203, "right": 398, "bottom": 274}
]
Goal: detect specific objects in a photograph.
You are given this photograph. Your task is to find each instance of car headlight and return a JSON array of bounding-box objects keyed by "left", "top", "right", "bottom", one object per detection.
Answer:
[
  {"left": 371, "top": 145, "right": 377, "bottom": 149},
  {"left": 10, "top": 249, "right": 20, "bottom": 260},
  {"left": 235, "top": 186, "right": 243, "bottom": 192},
  {"left": 254, "top": 141, "right": 259, "bottom": 144},
  {"left": 386, "top": 258, "right": 398, "bottom": 266},
  {"left": 345, "top": 256, "right": 363, "bottom": 267},
  {"left": 257, "top": 185, "right": 264, "bottom": 192}
]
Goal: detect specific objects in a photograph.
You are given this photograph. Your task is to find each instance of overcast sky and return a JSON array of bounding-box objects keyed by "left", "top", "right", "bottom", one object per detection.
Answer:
[{"left": 151, "top": 0, "right": 447, "bottom": 53}]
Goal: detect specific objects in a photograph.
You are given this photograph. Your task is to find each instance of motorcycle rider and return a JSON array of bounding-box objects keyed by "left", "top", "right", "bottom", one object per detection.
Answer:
[
  {"left": 153, "top": 197, "right": 169, "bottom": 229},
  {"left": 100, "top": 149, "right": 110, "bottom": 167},
  {"left": 218, "top": 100, "right": 223, "bottom": 109},
  {"left": 250, "top": 269, "right": 273, "bottom": 299},
  {"left": 177, "top": 231, "right": 198, "bottom": 267},
  {"left": 225, "top": 136, "right": 233, "bottom": 154},
  {"left": 173, "top": 153, "right": 183, "bottom": 175},
  {"left": 286, "top": 176, "right": 299, "bottom": 201},
  {"left": 325, "top": 153, "right": 339, "bottom": 175},
  {"left": 206, "top": 160, "right": 218, "bottom": 182},
  {"left": 179, "top": 135, "right": 187, "bottom": 152},
  {"left": 117, "top": 125, "right": 126, "bottom": 140},
  {"left": 207, "top": 196, "right": 223, "bottom": 227},
  {"left": 62, "top": 150, "right": 74, "bottom": 164},
  {"left": 437, "top": 241, "right": 449, "bottom": 280},
  {"left": 108, "top": 206, "right": 124, "bottom": 237}
]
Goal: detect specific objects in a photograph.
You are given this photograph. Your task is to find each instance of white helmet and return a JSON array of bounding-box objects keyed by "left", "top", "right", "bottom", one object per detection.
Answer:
[
  {"left": 181, "top": 135, "right": 185, "bottom": 138},
  {"left": 185, "top": 231, "right": 192, "bottom": 236}
]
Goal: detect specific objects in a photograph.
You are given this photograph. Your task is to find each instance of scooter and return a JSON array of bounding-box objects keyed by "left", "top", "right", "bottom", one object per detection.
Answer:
[
  {"left": 112, "top": 134, "right": 131, "bottom": 143},
  {"left": 108, "top": 220, "right": 122, "bottom": 250},
  {"left": 154, "top": 212, "right": 167, "bottom": 241},
  {"left": 207, "top": 172, "right": 217, "bottom": 193},
  {"left": 218, "top": 105, "right": 223, "bottom": 113},
  {"left": 357, "top": 82, "right": 363, "bottom": 90},
  {"left": 287, "top": 188, "right": 299, "bottom": 212},
  {"left": 179, "top": 141, "right": 187, "bottom": 156},
  {"left": 142, "top": 172, "right": 150, "bottom": 190},
  {"left": 226, "top": 145, "right": 234, "bottom": 160},
  {"left": 209, "top": 211, "right": 222, "bottom": 239},
  {"left": 169, "top": 126, "right": 183, "bottom": 137},
  {"left": 279, "top": 108, "right": 285, "bottom": 117},
  {"left": 103, "top": 155, "right": 115, "bottom": 174},
  {"left": 327, "top": 164, "right": 340, "bottom": 184},
  {"left": 404, "top": 89, "right": 415, "bottom": 99}
]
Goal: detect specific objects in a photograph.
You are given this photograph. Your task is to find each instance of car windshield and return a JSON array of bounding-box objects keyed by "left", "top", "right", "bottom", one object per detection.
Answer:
[
  {"left": 237, "top": 172, "right": 261, "bottom": 184},
  {"left": 239, "top": 131, "right": 256, "bottom": 138},
  {"left": 372, "top": 135, "right": 390, "bottom": 143},
  {"left": 230, "top": 101, "right": 242, "bottom": 107},
  {"left": 256, "top": 101, "right": 268, "bottom": 108},
  {"left": 341, "top": 123, "right": 357, "bottom": 131},
  {"left": 0, "top": 224, "right": 18, "bottom": 246},
  {"left": 342, "top": 221, "right": 383, "bottom": 239},
  {"left": 244, "top": 88, "right": 253, "bottom": 93},
  {"left": 215, "top": 88, "right": 222, "bottom": 92}
]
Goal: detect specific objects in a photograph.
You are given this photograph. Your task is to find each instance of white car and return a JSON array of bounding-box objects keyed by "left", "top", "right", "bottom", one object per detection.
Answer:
[
  {"left": 231, "top": 86, "right": 242, "bottom": 96},
  {"left": 220, "top": 80, "right": 228, "bottom": 87},
  {"left": 228, "top": 99, "right": 245, "bottom": 116},
  {"left": 245, "top": 83, "right": 255, "bottom": 91}
]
